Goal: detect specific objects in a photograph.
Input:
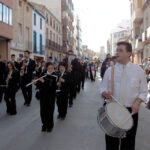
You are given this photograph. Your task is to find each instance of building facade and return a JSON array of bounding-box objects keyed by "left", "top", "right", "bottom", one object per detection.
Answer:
[
  {"left": 82, "top": 45, "right": 96, "bottom": 61},
  {"left": 28, "top": 0, "right": 61, "bottom": 22},
  {"left": 131, "top": 0, "right": 150, "bottom": 64},
  {"left": 0, "top": 0, "right": 13, "bottom": 60},
  {"left": 61, "top": 0, "right": 74, "bottom": 54},
  {"left": 110, "top": 20, "right": 131, "bottom": 56},
  {"left": 10, "top": 0, "right": 33, "bottom": 59},
  {"left": 75, "top": 15, "right": 82, "bottom": 57},
  {"left": 32, "top": 7, "right": 45, "bottom": 61},
  {"left": 31, "top": 3, "right": 63, "bottom": 61}
]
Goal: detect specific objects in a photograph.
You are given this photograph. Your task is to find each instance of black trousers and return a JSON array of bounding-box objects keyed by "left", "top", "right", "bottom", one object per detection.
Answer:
[
  {"left": 21, "top": 84, "right": 32, "bottom": 104},
  {"left": 4, "top": 90, "right": 17, "bottom": 114},
  {"left": 57, "top": 91, "right": 68, "bottom": 118},
  {"left": 0, "top": 87, "right": 5, "bottom": 102},
  {"left": 69, "top": 83, "right": 76, "bottom": 105},
  {"left": 81, "top": 76, "right": 85, "bottom": 89},
  {"left": 105, "top": 108, "right": 138, "bottom": 150},
  {"left": 40, "top": 95, "right": 55, "bottom": 129},
  {"left": 77, "top": 80, "right": 81, "bottom": 93}
]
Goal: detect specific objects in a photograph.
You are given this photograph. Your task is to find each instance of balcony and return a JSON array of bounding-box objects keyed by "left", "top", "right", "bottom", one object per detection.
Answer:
[
  {"left": 135, "top": 34, "right": 143, "bottom": 50},
  {"left": 132, "top": 8, "right": 143, "bottom": 23},
  {"left": 46, "top": 39, "right": 62, "bottom": 52},
  {"left": 142, "top": 31, "right": 147, "bottom": 42}
]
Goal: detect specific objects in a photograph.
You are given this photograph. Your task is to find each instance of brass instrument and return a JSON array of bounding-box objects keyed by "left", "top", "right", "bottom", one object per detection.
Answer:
[
  {"left": 20, "top": 60, "right": 26, "bottom": 77},
  {"left": 67, "top": 64, "right": 72, "bottom": 72}
]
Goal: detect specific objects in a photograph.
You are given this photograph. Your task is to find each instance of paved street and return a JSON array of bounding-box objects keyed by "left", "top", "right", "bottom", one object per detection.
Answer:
[{"left": 0, "top": 75, "right": 150, "bottom": 150}]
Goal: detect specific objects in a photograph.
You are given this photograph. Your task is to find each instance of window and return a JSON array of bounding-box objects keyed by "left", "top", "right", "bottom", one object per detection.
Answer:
[
  {"left": 40, "top": 34, "right": 42, "bottom": 52},
  {"left": 18, "top": 23, "right": 22, "bottom": 43},
  {"left": 50, "top": 31, "right": 52, "bottom": 40},
  {"left": 19, "top": 1, "right": 22, "bottom": 7},
  {"left": 3, "top": 5, "right": 6, "bottom": 23},
  {"left": 25, "top": 27, "right": 29, "bottom": 49},
  {"left": 46, "top": 28, "right": 48, "bottom": 39},
  {"left": 0, "top": 3, "right": 2, "bottom": 21},
  {"left": 40, "top": 18, "right": 42, "bottom": 29},
  {"left": 9, "top": 8, "right": 12, "bottom": 25},
  {"left": 26, "top": 6, "right": 29, "bottom": 12},
  {"left": 50, "top": 17, "right": 52, "bottom": 26},
  {"left": 6, "top": 6, "right": 8, "bottom": 24},
  {"left": 34, "top": 13, "right": 36, "bottom": 25},
  {"left": 0, "top": 3, "right": 12, "bottom": 25},
  {"left": 33, "top": 31, "right": 37, "bottom": 51}
]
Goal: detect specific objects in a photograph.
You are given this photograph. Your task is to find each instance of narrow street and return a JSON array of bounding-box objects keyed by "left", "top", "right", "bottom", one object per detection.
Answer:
[{"left": 0, "top": 75, "right": 149, "bottom": 150}]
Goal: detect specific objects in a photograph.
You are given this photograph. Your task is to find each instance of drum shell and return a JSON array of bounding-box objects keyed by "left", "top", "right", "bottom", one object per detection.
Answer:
[{"left": 97, "top": 106, "right": 127, "bottom": 139}]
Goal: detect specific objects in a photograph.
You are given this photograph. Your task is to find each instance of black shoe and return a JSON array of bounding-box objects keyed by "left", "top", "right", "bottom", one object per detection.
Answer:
[
  {"left": 47, "top": 128, "right": 53, "bottom": 133},
  {"left": 61, "top": 117, "right": 66, "bottom": 120},
  {"left": 69, "top": 104, "right": 73, "bottom": 108},
  {"left": 41, "top": 126, "right": 46, "bottom": 132},
  {"left": 57, "top": 115, "right": 61, "bottom": 119},
  {"left": 10, "top": 112, "right": 17, "bottom": 116},
  {"left": 26, "top": 103, "right": 30, "bottom": 107},
  {"left": 24, "top": 102, "right": 27, "bottom": 106},
  {"left": 6, "top": 110, "right": 11, "bottom": 115}
]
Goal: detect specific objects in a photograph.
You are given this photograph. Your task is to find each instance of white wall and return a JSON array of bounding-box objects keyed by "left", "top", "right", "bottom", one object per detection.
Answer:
[{"left": 32, "top": 8, "right": 45, "bottom": 53}]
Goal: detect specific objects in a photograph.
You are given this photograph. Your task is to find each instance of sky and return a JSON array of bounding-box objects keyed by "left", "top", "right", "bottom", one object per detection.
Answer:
[{"left": 73, "top": 0, "right": 131, "bottom": 52}]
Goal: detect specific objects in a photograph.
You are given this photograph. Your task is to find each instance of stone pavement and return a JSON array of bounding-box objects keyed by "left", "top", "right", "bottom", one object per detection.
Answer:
[{"left": 0, "top": 75, "right": 149, "bottom": 150}]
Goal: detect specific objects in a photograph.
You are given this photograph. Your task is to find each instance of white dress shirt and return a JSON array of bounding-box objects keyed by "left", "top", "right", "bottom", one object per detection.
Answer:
[{"left": 100, "top": 62, "right": 148, "bottom": 107}]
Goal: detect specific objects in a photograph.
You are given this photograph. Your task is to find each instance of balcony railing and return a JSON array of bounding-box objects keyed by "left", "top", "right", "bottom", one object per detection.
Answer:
[{"left": 46, "top": 39, "right": 62, "bottom": 51}]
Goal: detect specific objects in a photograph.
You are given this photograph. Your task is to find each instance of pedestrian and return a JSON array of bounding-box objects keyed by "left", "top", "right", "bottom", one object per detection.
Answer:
[
  {"left": 100, "top": 41, "right": 148, "bottom": 150},
  {"left": 56, "top": 62, "right": 70, "bottom": 120},
  {"left": 90, "top": 62, "right": 96, "bottom": 82},
  {"left": 4, "top": 62, "right": 20, "bottom": 115},
  {"left": 0, "top": 55, "right": 7, "bottom": 103},
  {"left": 81, "top": 62, "right": 86, "bottom": 89},
  {"left": 100, "top": 58, "right": 111, "bottom": 79},
  {"left": 20, "top": 50, "right": 36, "bottom": 106},
  {"left": 36, "top": 63, "right": 58, "bottom": 132}
]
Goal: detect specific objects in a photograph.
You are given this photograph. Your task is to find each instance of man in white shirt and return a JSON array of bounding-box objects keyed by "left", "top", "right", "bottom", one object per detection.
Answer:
[{"left": 100, "top": 41, "right": 148, "bottom": 150}]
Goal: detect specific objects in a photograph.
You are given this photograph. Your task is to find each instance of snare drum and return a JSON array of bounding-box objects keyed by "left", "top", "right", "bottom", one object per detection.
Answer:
[{"left": 97, "top": 102, "right": 133, "bottom": 138}]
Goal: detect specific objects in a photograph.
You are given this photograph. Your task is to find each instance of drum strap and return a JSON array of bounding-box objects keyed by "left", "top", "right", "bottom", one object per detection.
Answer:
[{"left": 111, "top": 66, "right": 115, "bottom": 96}]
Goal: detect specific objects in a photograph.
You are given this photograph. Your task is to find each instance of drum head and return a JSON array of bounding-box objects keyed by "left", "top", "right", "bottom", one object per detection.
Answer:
[{"left": 106, "top": 102, "right": 133, "bottom": 130}]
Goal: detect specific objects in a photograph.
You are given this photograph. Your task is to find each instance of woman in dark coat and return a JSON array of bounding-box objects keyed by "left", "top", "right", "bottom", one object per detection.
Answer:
[{"left": 4, "top": 62, "right": 20, "bottom": 115}]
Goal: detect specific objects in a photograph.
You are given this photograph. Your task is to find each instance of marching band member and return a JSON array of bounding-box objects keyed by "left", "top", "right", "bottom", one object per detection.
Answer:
[
  {"left": 4, "top": 62, "right": 20, "bottom": 115},
  {"left": 36, "top": 63, "right": 57, "bottom": 132},
  {"left": 37, "top": 61, "right": 46, "bottom": 77},
  {"left": 100, "top": 42, "right": 148, "bottom": 150},
  {"left": 0, "top": 55, "right": 7, "bottom": 103},
  {"left": 56, "top": 62, "right": 70, "bottom": 120},
  {"left": 11, "top": 54, "right": 20, "bottom": 70},
  {"left": 20, "top": 50, "right": 36, "bottom": 106},
  {"left": 81, "top": 62, "right": 86, "bottom": 89}
]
